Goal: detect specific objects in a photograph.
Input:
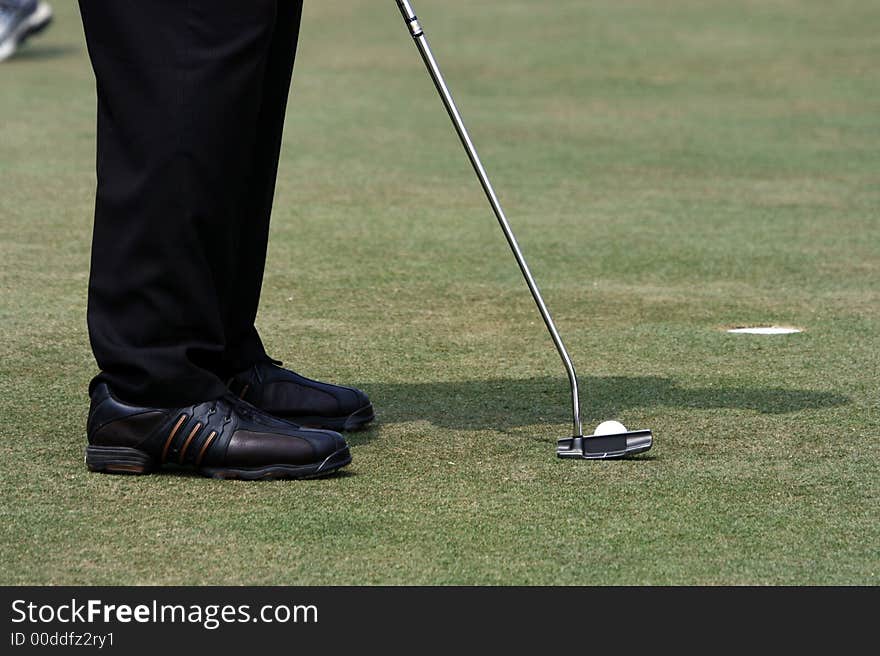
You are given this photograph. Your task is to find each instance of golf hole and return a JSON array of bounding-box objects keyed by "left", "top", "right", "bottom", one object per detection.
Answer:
[{"left": 726, "top": 327, "right": 802, "bottom": 335}]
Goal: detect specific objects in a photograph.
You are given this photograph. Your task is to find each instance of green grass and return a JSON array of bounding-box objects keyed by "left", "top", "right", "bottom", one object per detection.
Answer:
[{"left": 1, "top": 0, "right": 877, "bottom": 585}]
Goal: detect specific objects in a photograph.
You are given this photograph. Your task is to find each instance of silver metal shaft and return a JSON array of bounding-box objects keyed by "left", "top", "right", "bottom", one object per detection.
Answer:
[{"left": 396, "top": 0, "right": 583, "bottom": 437}]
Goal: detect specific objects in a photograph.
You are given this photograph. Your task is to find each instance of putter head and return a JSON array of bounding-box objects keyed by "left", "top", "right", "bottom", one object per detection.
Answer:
[{"left": 557, "top": 430, "right": 653, "bottom": 460}]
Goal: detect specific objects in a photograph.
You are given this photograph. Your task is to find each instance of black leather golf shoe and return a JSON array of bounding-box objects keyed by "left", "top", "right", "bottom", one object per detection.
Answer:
[
  {"left": 85, "top": 383, "right": 351, "bottom": 479},
  {"left": 228, "top": 361, "right": 374, "bottom": 432}
]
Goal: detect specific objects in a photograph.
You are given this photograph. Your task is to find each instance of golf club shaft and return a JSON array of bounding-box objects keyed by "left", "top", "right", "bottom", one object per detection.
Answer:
[{"left": 396, "top": 0, "right": 583, "bottom": 437}]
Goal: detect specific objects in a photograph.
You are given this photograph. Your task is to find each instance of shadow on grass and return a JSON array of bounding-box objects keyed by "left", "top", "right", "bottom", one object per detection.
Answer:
[
  {"left": 357, "top": 376, "right": 849, "bottom": 432},
  {"left": 111, "top": 467, "right": 357, "bottom": 482},
  {"left": 10, "top": 44, "right": 80, "bottom": 61}
]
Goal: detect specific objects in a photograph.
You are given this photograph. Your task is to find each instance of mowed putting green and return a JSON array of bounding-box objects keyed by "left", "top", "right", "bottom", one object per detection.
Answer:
[{"left": 0, "top": 0, "right": 877, "bottom": 585}]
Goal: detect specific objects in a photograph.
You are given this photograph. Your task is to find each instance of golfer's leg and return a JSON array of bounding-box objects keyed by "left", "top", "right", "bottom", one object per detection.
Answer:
[
  {"left": 79, "top": 0, "right": 278, "bottom": 406},
  {"left": 212, "top": 2, "right": 374, "bottom": 433},
  {"left": 220, "top": 1, "right": 304, "bottom": 374}
]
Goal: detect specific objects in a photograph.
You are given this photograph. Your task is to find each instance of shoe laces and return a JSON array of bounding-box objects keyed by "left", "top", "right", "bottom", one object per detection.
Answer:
[
  {"left": 197, "top": 397, "right": 241, "bottom": 426},
  {"left": 220, "top": 392, "right": 258, "bottom": 422}
]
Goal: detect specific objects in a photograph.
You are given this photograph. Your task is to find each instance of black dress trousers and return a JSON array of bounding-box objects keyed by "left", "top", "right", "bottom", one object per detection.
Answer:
[{"left": 79, "top": 0, "right": 303, "bottom": 407}]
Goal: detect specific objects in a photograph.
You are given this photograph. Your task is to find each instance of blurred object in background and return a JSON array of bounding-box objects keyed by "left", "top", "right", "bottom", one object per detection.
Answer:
[{"left": 0, "top": 0, "right": 52, "bottom": 62}]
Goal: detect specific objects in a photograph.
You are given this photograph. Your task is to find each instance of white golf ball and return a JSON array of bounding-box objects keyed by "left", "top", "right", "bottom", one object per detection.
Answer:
[{"left": 593, "top": 420, "right": 628, "bottom": 436}]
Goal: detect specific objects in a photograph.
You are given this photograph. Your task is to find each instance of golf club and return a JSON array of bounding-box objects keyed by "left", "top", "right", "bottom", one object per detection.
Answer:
[{"left": 395, "top": 0, "right": 653, "bottom": 459}]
